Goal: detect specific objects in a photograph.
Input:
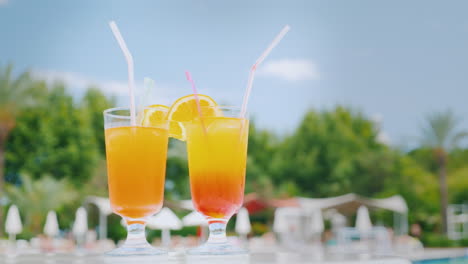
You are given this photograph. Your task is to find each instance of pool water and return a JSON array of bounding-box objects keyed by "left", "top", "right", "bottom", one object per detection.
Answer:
[{"left": 413, "top": 257, "right": 468, "bottom": 264}]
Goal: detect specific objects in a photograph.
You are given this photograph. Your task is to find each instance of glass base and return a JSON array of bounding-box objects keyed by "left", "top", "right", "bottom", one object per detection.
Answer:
[
  {"left": 105, "top": 243, "right": 166, "bottom": 257},
  {"left": 187, "top": 241, "right": 248, "bottom": 255},
  {"left": 105, "top": 222, "right": 167, "bottom": 257}
]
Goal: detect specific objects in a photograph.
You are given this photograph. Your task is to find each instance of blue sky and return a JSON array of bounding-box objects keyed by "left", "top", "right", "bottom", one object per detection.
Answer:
[{"left": 2, "top": 0, "right": 468, "bottom": 146}]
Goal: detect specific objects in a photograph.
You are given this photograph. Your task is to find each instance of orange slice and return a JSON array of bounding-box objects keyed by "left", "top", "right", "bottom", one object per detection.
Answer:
[
  {"left": 141, "top": 104, "right": 169, "bottom": 128},
  {"left": 167, "top": 94, "right": 221, "bottom": 141}
]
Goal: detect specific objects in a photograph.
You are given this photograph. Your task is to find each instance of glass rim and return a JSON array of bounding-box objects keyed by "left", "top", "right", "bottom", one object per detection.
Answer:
[{"left": 103, "top": 106, "right": 168, "bottom": 119}]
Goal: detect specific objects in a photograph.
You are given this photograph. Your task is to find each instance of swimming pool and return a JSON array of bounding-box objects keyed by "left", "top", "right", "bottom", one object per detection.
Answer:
[{"left": 412, "top": 256, "right": 468, "bottom": 264}]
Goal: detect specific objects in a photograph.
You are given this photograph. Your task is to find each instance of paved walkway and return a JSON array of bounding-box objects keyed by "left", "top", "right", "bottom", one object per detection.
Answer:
[{"left": 0, "top": 252, "right": 411, "bottom": 264}]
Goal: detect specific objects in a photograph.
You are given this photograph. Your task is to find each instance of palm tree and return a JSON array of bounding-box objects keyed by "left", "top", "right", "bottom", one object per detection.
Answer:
[
  {"left": 420, "top": 110, "right": 468, "bottom": 234},
  {"left": 5, "top": 174, "right": 77, "bottom": 234},
  {"left": 0, "top": 64, "right": 32, "bottom": 236}
]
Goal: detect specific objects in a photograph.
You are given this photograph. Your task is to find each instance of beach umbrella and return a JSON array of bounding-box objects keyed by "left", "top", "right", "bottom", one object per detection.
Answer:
[
  {"left": 44, "top": 211, "right": 59, "bottom": 237},
  {"left": 73, "top": 207, "right": 88, "bottom": 249},
  {"left": 356, "top": 206, "right": 372, "bottom": 234},
  {"left": 273, "top": 207, "right": 301, "bottom": 233},
  {"left": 235, "top": 207, "right": 251, "bottom": 236},
  {"left": 182, "top": 211, "right": 208, "bottom": 243},
  {"left": 331, "top": 212, "right": 347, "bottom": 232},
  {"left": 85, "top": 196, "right": 112, "bottom": 239},
  {"left": 72, "top": 207, "right": 88, "bottom": 236},
  {"left": 147, "top": 207, "right": 182, "bottom": 247},
  {"left": 182, "top": 211, "right": 207, "bottom": 226},
  {"left": 310, "top": 209, "right": 324, "bottom": 234},
  {"left": 5, "top": 205, "right": 22, "bottom": 241}
]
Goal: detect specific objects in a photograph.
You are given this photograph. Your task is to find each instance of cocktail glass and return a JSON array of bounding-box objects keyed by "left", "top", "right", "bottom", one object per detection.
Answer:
[
  {"left": 185, "top": 106, "right": 249, "bottom": 255},
  {"left": 103, "top": 107, "right": 169, "bottom": 256}
]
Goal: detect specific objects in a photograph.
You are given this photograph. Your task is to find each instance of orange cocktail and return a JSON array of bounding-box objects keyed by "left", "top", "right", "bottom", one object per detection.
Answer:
[
  {"left": 105, "top": 126, "right": 168, "bottom": 219},
  {"left": 186, "top": 114, "right": 249, "bottom": 220},
  {"left": 103, "top": 106, "right": 169, "bottom": 256},
  {"left": 166, "top": 97, "right": 249, "bottom": 254}
]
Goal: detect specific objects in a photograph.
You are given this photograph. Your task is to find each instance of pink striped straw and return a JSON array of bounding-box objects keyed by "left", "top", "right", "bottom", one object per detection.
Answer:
[
  {"left": 185, "top": 71, "right": 207, "bottom": 134},
  {"left": 185, "top": 71, "right": 203, "bottom": 118},
  {"left": 240, "top": 25, "right": 291, "bottom": 118}
]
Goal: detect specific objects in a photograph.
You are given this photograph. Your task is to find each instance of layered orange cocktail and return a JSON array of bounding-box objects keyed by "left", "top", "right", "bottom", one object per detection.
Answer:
[{"left": 186, "top": 116, "right": 249, "bottom": 220}]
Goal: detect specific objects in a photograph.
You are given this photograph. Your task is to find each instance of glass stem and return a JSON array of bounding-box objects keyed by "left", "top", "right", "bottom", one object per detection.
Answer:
[
  {"left": 207, "top": 219, "right": 228, "bottom": 244},
  {"left": 124, "top": 220, "right": 149, "bottom": 248}
]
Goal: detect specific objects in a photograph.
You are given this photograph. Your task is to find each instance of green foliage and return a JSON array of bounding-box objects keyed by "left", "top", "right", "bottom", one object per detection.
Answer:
[
  {"left": 0, "top": 64, "right": 34, "bottom": 115},
  {"left": 165, "top": 139, "right": 190, "bottom": 200},
  {"left": 251, "top": 222, "right": 268, "bottom": 236},
  {"left": 420, "top": 110, "right": 468, "bottom": 150},
  {"left": 273, "top": 106, "right": 394, "bottom": 197},
  {"left": 6, "top": 83, "right": 101, "bottom": 186},
  {"left": 81, "top": 88, "right": 114, "bottom": 155},
  {"left": 0, "top": 64, "right": 38, "bottom": 236},
  {"left": 5, "top": 174, "right": 78, "bottom": 235},
  {"left": 407, "top": 148, "right": 438, "bottom": 173},
  {"left": 382, "top": 156, "right": 439, "bottom": 220},
  {"left": 2, "top": 65, "right": 468, "bottom": 242},
  {"left": 420, "top": 233, "right": 459, "bottom": 247},
  {"left": 448, "top": 166, "right": 468, "bottom": 204},
  {"left": 245, "top": 121, "right": 279, "bottom": 198},
  {"left": 107, "top": 214, "right": 126, "bottom": 243}
]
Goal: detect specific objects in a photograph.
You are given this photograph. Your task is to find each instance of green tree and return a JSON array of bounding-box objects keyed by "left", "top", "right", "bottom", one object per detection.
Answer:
[
  {"left": 245, "top": 121, "right": 279, "bottom": 198},
  {"left": 0, "top": 64, "right": 34, "bottom": 236},
  {"left": 420, "top": 110, "right": 468, "bottom": 234},
  {"left": 380, "top": 155, "right": 439, "bottom": 227},
  {"left": 447, "top": 149, "right": 468, "bottom": 204},
  {"left": 6, "top": 84, "right": 99, "bottom": 186},
  {"left": 274, "top": 106, "right": 394, "bottom": 197},
  {"left": 165, "top": 139, "right": 190, "bottom": 199},
  {"left": 5, "top": 174, "right": 77, "bottom": 235},
  {"left": 81, "top": 88, "right": 114, "bottom": 156}
]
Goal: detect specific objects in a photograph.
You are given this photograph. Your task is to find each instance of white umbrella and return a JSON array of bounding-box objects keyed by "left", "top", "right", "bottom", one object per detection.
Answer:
[
  {"left": 73, "top": 207, "right": 88, "bottom": 250},
  {"left": 331, "top": 212, "right": 347, "bottom": 232},
  {"left": 147, "top": 207, "right": 182, "bottom": 247},
  {"left": 5, "top": 205, "right": 22, "bottom": 242},
  {"left": 5, "top": 205, "right": 22, "bottom": 235},
  {"left": 356, "top": 206, "right": 372, "bottom": 234},
  {"left": 44, "top": 211, "right": 59, "bottom": 237},
  {"left": 310, "top": 209, "right": 324, "bottom": 234},
  {"left": 235, "top": 207, "right": 251, "bottom": 236},
  {"left": 182, "top": 211, "right": 208, "bottom": 243},
  {"left": 72, "top": 207, "right": 88, "bottom": 236},
  {"left": 273, "top": 207, "right": 301, "bottom": 233},
  {"left": 182, "top": 211, "right": 207, "bottom": 226},
  {"left": 85, "top": 196, "right": 112, "bottom": 240}
]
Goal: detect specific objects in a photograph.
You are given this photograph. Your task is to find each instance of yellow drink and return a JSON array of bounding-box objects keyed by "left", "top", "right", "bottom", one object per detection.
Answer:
[
  {"left": 186, "top": 117, "right": 249, "bottom": 220},
  {"left": 105, "top": 126, "right": 168, "bottom": 220}
]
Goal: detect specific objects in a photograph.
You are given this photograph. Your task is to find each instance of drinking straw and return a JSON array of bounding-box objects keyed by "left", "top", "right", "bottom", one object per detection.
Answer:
[
  {"left": 185, "top": 71, "right": 207, "bottom": 134},
  {"left": 240, "top": 25, "right": 291, "bottom": 118},
  {"left": 185, "top": 71, "right": 203, "bottom": 118},
  {"left": 109, "top": 21, "right": 137, "bottom": 126},
  {"left": 135, "top": 77, "right": 155, "bottom": 124}
]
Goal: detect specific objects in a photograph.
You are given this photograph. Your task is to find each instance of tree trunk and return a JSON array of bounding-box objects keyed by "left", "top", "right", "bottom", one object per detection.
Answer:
[{"left": 438, "top": 152, "right": 448, "bottom": 235}]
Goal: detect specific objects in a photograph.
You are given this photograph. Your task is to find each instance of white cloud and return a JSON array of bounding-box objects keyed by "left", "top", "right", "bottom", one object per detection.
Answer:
[
  {"left": 31, "top": 69, "right": 129, "bottom": 96},
  {"left": 0, "top": 0, "right": 8, "bottom": 6},
  {"left": 31, "top": 69, "right": 177, "bottom": 107},
  {"left": 258, "top": 59, "right": 320, "bottom": 81}
]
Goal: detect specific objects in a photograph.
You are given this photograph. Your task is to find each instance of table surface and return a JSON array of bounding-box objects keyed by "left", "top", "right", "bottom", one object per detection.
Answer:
[{"left": 0, "top": 252, "right": 412, "bottom": 264}]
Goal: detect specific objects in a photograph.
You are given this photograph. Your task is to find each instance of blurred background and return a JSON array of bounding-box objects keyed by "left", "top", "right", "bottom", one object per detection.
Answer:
[{"left": 1, "top": 0, "right": 468, "bottom": 259}]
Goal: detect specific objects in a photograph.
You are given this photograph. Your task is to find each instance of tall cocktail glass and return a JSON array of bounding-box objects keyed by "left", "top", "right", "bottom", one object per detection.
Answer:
[
  {"left": 103, "top": 107, "right": 169, "bottom": 256},
  {"left": 186, "top": 106, "right": 249, "bottom": 255}
]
